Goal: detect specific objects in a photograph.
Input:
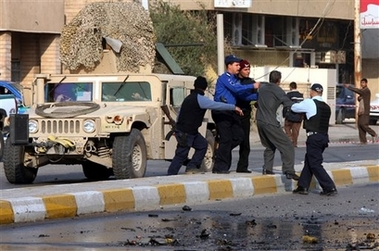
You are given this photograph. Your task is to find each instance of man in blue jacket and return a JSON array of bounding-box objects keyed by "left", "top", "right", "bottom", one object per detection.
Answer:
[
  {"left": 212, "top": 55, "right": 259, "bottom": 174},
  {"left": 167, "top": 76, "right": 243, "bottom": 175}
]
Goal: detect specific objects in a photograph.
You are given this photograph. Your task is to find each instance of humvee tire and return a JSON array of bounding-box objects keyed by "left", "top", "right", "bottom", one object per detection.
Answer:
[
  {"left": 3, "top": 139, "right": 37, "bottom": 184},
  {"left": 0, "top": 133, "right": 4, "bottom": 162},
  {"left": 200, "top": 129, "right": 215, "bottom": 172},
  {"left": 112, "top": 129, "right": 147, "bottom": 179},
  {"left": 82, "top": 162, "right": 112, "bottom": 180}
]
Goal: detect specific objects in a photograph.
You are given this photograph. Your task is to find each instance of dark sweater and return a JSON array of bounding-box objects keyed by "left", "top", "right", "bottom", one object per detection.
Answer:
[
  {"left": 283, "top": 90, "right": 304, "bottom": 122},
  {"left": 256, "top": 82, "right": 292, "bottom": 127},
  {"left": 236, "top": 77, "right": 256, "bottom": 111}
]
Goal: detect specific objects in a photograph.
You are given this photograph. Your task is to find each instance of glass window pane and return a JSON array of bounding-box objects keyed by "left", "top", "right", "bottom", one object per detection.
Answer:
[
  {"left": 45, "top": 83, "right": 93, "bottom": 102},
  {"left": 102, "top": 82, "right": 151, "bottom": 102}
]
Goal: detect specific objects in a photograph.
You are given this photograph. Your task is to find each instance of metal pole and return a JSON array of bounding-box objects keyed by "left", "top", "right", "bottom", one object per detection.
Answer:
[
  {"left": 354, "top": 0, "right": 362, "bottom": 86},
  {"left": 217, "top": 14, "right": 225, "bottom": 76},
  {"left": 354, "top": 0, "right": 362, "bottom": 128}
]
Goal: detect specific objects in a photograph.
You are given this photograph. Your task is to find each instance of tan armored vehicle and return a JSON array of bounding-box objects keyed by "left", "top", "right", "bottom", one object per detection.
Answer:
[
  {"left": 3, "top": 72, "right": 216, "bottom": 183},
  {"left": 3, "top": 2, "right": 217, "bottom": 184}
]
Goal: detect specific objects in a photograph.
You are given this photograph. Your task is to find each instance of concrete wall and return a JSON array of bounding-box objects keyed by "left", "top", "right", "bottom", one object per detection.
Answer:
[
  {"left": 162, "top": 0, "right": 354, "bottom": 20},
  {"left": 250, "top": 66, "right": 337, "bottom": 124},
  {"left": 0, "top": 0, "right": 64, "bottom": 33},
  {"left": 64, "top": 0, "right": 133, "bottom": 24},
  {"left": 363, "top": 59, "right": 379, "bottom": 99},
  {"left": 0, "top": 32, "right": 11, "bottom": 79}
]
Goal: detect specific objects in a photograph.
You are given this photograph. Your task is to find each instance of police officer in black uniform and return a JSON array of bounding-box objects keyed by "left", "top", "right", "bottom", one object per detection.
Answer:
[
  {"left": 235, "top": 59, "right": 257, "bottom": 173},
  {"left": 291, "top": 83, "right": 337, "bottom": 196}
]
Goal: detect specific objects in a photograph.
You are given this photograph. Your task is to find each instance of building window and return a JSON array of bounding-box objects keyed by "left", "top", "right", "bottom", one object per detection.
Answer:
[{"left": 11, "top": 60, "right": 21, "bottom": 82}]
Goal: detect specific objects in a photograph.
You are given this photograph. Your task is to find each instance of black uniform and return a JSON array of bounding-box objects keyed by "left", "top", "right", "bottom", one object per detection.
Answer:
[
  {"left": 235, "top": 77, "right": 256, "bottom": 172},
  {"left": 297, "top": 100, "right": 337, "bottom": 193}
]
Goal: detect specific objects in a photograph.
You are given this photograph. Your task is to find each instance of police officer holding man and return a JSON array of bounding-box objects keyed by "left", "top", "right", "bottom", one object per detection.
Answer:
[
  {"left": 212, "top": 55, "right": 259, "bottom": 174},
  {"left": 167, "top": 76, "right": 243, "bottom": 175},
  {"left": 291, "top": 83, "right": 337, "bottom": 196}
]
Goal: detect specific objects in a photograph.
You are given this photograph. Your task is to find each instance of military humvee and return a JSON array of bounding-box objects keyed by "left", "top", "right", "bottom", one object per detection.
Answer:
[{"left": 3, "top": 73, "right": 217, "bottom": 184}]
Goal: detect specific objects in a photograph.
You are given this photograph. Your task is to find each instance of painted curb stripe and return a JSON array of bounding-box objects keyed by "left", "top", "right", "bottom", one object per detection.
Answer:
[
  {"left": 229, "top": 178, "right": 254, "bottom": 197},
  {"left": 102, "top": 188, "right": 135, "bottom": 212},
  {"left": 8, "top": 197, "right": 46, "bottom": 223},
  {"left": 347, "top": 167, "right": 370, "bottom": 184},
  {"left": 367, "top": 166, "right": 379, "bottom": 182},
  {"left": 157, "top": 183, "right": 186, "bottom": 205},
  {"left": 273, "top": 175, "right": 292, "bottom": 193},
  {"left": 331, "top": 169, "right": 353, "bottom": 185},
  {"left": 71, "top": 191, "right": 105, "bottom": 215},
  {"left": 208, "top": 179, "right": 233, "bottom": 200},
  {"left": 43, "top": 194, "right": 76, "bottom": 219},
  {"left": 132, "top": 186, "right": 160, "bottom": 211},
  {"left": 0, "top": 165, "right": 378, "bottom": 225},
  {"left": 0, "top": 200, "right": 14, "bottom": 224},
  {"left": 183, "top": 181, "right": 209, "bottom": 204},
  {"left": 252, "top": 176, "right": 277, "bottom": 195}
]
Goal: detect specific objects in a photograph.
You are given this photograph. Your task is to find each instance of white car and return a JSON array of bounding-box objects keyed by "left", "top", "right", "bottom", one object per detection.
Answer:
[{"left": 369, "top": 93, "right": 379, "bottom": 125}]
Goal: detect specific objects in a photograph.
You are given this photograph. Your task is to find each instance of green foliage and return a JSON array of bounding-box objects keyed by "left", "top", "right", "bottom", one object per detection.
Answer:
[{"left": 149, "top": 1, "right": 221, "bottom": 77}]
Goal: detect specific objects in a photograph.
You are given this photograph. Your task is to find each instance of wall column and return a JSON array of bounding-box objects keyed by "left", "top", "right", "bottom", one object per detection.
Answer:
[{"left": 0, "top": 32, "right": 12, "bottom": 80}]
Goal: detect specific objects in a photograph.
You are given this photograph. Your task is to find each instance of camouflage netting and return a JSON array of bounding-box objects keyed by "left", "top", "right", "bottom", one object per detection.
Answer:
[{"left": 60, "top": 2, "right": 156, "bottom": 73}]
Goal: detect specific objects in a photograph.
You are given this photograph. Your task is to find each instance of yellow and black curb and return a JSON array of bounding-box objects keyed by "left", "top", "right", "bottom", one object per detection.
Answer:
[{"left": 0, "top": 165, "right": 378, "bottom": 225}]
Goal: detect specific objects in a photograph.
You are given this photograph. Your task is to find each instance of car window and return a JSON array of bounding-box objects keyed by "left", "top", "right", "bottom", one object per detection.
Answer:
[
  {"left": 336, "top": 86, "right": 343, "bottom": 98},
  {"left": 336, "top": 86, "right": 354, "bottom": 99},
  {"left": 345, "top": 88, "right": 354, "bottom": 98},
  {"left": 102, "top": 81, "right": 151, "bottom": 102}
]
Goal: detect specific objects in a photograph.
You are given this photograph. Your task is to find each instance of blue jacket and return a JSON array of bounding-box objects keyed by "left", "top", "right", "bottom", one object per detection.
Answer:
[{"left": 214, "top": 72, "right": 258, "bottom": 105}]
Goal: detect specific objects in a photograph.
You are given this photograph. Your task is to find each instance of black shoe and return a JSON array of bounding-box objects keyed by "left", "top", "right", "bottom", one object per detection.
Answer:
[
  {"left": 320, "top": 188, "right": 338, "bottom": 196},
  {"left": 212, "top": 170, "right": 230, "bottom": 174},
  {"left": 262, "top": 169, "right": 275, "bottom": 175},
  {"left": 285, "top": 172, "right": 299, "bottom": 181},
  {"left": 292, "top": 186, "right": 308, "bottom": 195},
  {"left": 236, "top": 169, "right": 252, "bottom": 173},
  {"left": 185, "top": 168, "right": 201, "bottom": 174}
]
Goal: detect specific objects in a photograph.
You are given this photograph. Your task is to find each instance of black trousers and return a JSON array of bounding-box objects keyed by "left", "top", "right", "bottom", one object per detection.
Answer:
[
  {"left": 167, "top": 132, "right": 207, "bottom": 175},
  {"left": 212, "top": 110, "right": 244, "bottom": 172},
  {"left": 237, "top": 111, "right": 251, "bottom": 171},
  {"left": 298, "top": 133, "right": 336, "bottom": 191}
]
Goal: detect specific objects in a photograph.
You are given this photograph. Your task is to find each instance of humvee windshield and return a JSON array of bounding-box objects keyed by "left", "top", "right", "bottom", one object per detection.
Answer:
[
  {"left": 44, "top": 81, "right": 152, "bottom": 102},
  {"left": 102, "top": 81, "right": 151, "bottom": 102},
  {"left": 45, "top": 82, "right": 93, "bottom": 102}
]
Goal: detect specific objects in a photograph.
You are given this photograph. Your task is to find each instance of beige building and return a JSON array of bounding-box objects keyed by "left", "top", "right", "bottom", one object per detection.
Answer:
[{"left": 0, "top": 0, "right": 377, "bottom": 96}]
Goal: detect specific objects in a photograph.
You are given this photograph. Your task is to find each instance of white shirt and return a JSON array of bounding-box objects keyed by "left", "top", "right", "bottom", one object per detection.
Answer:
[{"left": 291, "top": 95, "right": 324, "bottom": 120}]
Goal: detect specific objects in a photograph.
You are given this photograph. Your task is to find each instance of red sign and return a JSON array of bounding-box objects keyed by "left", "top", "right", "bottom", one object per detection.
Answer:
[{"left": 360, "top": 0, "right": 379, "bottom": 29}]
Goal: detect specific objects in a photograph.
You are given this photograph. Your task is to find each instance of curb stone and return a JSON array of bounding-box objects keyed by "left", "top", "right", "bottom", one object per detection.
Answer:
[{"left": 0, "top": 165, "right": 378, "bottom": 225}]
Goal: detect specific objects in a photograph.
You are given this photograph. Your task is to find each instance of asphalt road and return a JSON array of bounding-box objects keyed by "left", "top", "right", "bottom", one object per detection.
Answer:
[
  {"left": 0, "top": 183, "right": 377, "bottom": 250},
  {"left": 0, "top": 144, "right": 377, "bottom": 189}
]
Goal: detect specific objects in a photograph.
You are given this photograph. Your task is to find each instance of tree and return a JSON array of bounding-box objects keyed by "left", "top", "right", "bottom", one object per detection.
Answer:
[{"left": 149, "top": 1, "right": 231, "bottom": 77}]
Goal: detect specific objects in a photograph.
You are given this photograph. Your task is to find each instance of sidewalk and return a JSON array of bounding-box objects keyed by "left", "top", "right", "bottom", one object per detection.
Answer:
[
  {"left": 250, "top": 120, "right": 379, "bottom": 147},
  {"left": 0, "top": 121, "right": 378, "bottom": 225},
  {"left": 1, "top": 159, "right": 378, "bottom": 224}
]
